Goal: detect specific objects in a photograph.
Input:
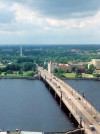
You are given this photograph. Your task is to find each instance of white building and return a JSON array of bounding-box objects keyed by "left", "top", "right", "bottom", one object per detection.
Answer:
[
  {"left": 88, "top": 59, "right": 100, "bottom": 70},
  {"left": 48, "top": 61, "right": 72, "bottom": 73},
  {"left": 48, "top": 62, "right": 58, "bottom": 73}
]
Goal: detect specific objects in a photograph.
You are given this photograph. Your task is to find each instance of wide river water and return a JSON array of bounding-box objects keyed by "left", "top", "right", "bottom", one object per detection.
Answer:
[
  {"left": 64, "top": 79, "right": 100, "bottom": 112},
  {"left": 0, "top": 79, "right": 99, "bottom": 132},
  {"left": 0, "top": 79, "right": 76, "bottom": 132}
]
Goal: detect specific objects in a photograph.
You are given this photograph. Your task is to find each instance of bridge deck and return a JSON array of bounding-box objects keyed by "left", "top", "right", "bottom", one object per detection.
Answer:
[{"left": 38, "top": 67, "right": 100, "bottom": 134}]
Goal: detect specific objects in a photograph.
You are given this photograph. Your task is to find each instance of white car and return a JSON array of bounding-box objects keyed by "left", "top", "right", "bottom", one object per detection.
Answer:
[
  {"left": 89, "top": 124, "right": 95, "bottom": 131},
  {"left": 68, "top": 97, "right": 71, "bottom": 100}
]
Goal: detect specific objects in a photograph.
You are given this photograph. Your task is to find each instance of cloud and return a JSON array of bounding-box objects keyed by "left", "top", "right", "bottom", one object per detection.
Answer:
[
  {"left": 0, "top": 10, "right": 14, "bottom": 23},
  {"left": 0, "top": 0, "right": 100, "bottom": 44},
  {"left": 1, "top": 0, "right": 100, "bottom": 19},
  {"left": 20, "top": 0, "right": 100, "bottom": 19},
  {"left": 0, "top": 0, "right": 100, "bottom": 31},
  {"left": 0, "top": 1, "right": 14, "bottom": 23}
]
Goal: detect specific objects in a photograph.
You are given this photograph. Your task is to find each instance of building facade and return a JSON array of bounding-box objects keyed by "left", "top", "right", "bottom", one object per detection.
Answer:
[
  {"left": 48, "top": 62, "right": 72, "bottom": 73},
  {"left": 88, "top": 59, "right": 100, "bottom": 70},
  {"left": 48, "top": 62, "right": 58, "bottom": 73}
]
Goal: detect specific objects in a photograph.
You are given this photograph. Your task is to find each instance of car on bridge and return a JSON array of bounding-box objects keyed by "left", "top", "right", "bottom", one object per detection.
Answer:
[{"left": 89, "top": 123, "right": 95, "bottom": 131}]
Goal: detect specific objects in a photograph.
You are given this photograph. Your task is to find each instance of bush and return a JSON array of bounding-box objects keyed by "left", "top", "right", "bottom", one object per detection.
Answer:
[
  {"left": 75, "top": 73, "right": 82, "bottom": 78},
  {"left": 7, "top": 70, "right": 13, "bottom": 74},
  {"left": 4, "top": 72, "right": 7, "bottom": 75},
  {"left": 93, "top": 74, "right": 100, "bottom": 78},
  {"left": 28, "top": 72, "right": 35, "bottom": 77},
  {"left": 19, "top": 70, "right": 23, "bottom": 75}
]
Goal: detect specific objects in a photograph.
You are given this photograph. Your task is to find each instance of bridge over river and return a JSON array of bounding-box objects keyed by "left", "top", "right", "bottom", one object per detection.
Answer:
[{"left": 38, "top": 66, "right": 100, "bottom": 134}]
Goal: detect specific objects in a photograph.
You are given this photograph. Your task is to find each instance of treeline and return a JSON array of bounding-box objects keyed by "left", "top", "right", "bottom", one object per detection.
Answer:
[
  {"left": 0, "top": 45, "right": 100, "bottom": 66},
  {"left": 0, "top": 57, "right": 36, "bottom": 76},
  {"left": 0, "top": 45, "right": 100, "bottom": 78}
]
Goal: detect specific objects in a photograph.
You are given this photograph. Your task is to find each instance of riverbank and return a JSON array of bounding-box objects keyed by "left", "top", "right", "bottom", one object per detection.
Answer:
[
  {"left": 0, "top": 74, "right": 100, "bottom": 81},
  {"left": 0, "top": 75, "right": 39, "bottom": 80},
  {"left": 60, "top": 77, "right": 100, "bottom": 81},
  {"left": 55, "top": 72, "right": 100, "bottom": 80}
]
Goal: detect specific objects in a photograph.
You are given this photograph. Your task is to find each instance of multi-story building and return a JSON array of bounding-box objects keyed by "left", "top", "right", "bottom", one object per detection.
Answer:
[
  {"left": 48, "top": 62, "right": 72, "bottom": 73},
  {"left": 69, "top": 62, "right": 88, "bottom": 69},
  {"left": 48, "top": 62, "right": 58, "bottom": 73},
  {"left": 88, "top": 59, "right": 100, "bottom": 70},
  {"left": 58, "top": 63, "right": 72, "bottom": 72}
]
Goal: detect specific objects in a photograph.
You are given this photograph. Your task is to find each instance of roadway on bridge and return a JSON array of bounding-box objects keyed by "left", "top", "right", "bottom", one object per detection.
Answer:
[{"left": 38, "top": 67, "right": 100, "bottom": 134}]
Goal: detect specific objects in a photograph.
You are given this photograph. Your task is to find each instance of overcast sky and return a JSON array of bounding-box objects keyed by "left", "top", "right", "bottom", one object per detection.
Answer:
[{"left": 0, "top": 0, "right": 100, "bottom": 44}]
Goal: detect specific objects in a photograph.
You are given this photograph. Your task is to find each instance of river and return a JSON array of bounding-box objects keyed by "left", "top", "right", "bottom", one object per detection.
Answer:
[
  {"left": 64, "top": 79, "right": 100, "bottom": 112},
  {"left": 0, "top": 79, "right": 75, "bottom": 132}
]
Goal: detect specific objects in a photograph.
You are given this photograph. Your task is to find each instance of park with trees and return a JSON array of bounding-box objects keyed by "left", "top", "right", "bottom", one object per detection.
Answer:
[{"left": 0, "top": 45, "right": 100, "bottom": 79}]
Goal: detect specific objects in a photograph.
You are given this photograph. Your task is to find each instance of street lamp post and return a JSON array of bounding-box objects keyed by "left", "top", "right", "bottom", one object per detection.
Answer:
[
  {"left": 80, "top": 91, "right": 85, "bottom": 100},
  {"left": 80, "top": 116, "right": 82, "bottom": 128},
  {"left": 82, "top": 91, "right": 85, "bottom": 98}
]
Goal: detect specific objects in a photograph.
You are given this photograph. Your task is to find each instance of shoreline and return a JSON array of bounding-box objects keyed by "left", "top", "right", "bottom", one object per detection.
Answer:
[
  {"left": 0, "top": 75, "right": 100, "bottom": 81},
  {"left": 0, "top": 75, "right": 39, "bottom": 80},
  {"left": 60, "top": 77, "right": 100, "bottom": 81}
]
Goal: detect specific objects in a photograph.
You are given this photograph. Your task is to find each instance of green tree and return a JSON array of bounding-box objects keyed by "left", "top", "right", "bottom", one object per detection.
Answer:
[
  {"left": 28, "top": 72, "right": 35, "bottom": 77},
  {"left": 19, "top": 70, "right": 23, "bottom": 75},
  {"left": 17, "top": 57, "right": 34, "bottom": 63},
  {"left": 7, "top": 70, "right": 13, "bottom": 74},
  {"left": 4, "top": 72, "right": 7, "bottom": 75},
  {"left": 6, "top": 63, "right": 21, "bottom": 71},
  {"left": 93, "top": 74, "right": 100, "bottom": 78},
  {"left": 54, "top": 68, "right": 59, "bottom": 73},
  {"left": 87, "top": 64, "right": 95, "bottom": 74},
  {"left": 75, "top": 73, "right": 82, "bottom": 78},
  {"left": 23, "top": 62, "right": 35, "bottom": 71}
]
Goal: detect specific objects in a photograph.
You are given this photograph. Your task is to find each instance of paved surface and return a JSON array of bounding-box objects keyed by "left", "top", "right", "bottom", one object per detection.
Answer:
[
  {"left": 38, "top": 67, "right": 100, "bottom": 134},
  {"left": 0, "top": 130, "right": 84, "bottom": 134}
]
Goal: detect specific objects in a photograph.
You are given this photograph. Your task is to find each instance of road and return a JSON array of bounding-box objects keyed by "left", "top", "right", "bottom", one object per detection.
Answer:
[{"left": 38, "top": 67, "right": 100, "bottom": 134}]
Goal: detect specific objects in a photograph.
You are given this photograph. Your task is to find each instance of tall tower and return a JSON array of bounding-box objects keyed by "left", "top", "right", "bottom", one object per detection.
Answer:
[{"left": 20, "top": 45, "right": 22, "bottom": 57}]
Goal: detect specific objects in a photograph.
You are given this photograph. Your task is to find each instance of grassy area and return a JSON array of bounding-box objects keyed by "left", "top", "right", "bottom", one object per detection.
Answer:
[
  {"left": 63, "top": 73, "right": 93, "bottom": 78},
  {"left": 82, "top": 73, "right": 93, "bottom": 78},
  {"left": 0, "top": 71, "right": 94, "bottom": 79},
  {"left": 63, "top": 73, "right": 75, "bottom": 78},
  {"left": 0, "top": 71, "right": 35, "bottom": 78}
]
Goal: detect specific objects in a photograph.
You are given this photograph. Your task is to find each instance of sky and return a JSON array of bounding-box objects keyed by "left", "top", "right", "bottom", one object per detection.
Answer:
[{"left": 0, "top": 0, "right": 100, "bottom": 45}]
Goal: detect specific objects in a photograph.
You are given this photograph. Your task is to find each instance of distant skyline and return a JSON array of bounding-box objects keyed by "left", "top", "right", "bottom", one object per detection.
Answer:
[{"left": 0, "top": 0, "right": 100, "bottom": 45}]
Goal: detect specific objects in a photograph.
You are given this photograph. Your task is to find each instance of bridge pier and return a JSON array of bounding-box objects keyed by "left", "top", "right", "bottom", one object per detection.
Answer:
[
  {"left": 39, "top": 75, "right": 42, "bottom": 80},
  {"left": 55, "top": 92, "right": 57, "bottom": 98},
  {"left": 60, "top": 91, "right": 62, "bottom": 108},
  {"left": 49, "top": 86, "right": 51, "bottom": 91},
  {"left": 69, "top": 112, "right": 71, "bottom": 118}
]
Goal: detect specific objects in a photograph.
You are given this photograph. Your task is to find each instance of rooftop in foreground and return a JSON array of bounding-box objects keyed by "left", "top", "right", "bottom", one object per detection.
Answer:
[{"left": 0, "top": 129, "right": 84, "bottom": 134}]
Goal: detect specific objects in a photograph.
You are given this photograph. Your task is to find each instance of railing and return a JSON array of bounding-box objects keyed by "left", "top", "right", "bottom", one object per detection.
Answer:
[{"left": 38, "top": 67, "right": 100, "bottom": 134}]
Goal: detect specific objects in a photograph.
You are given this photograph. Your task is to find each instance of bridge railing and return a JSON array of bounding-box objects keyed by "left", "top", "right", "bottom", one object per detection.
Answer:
[{"left": 38, "top": 67, "right": 100, "bottom": 133}]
